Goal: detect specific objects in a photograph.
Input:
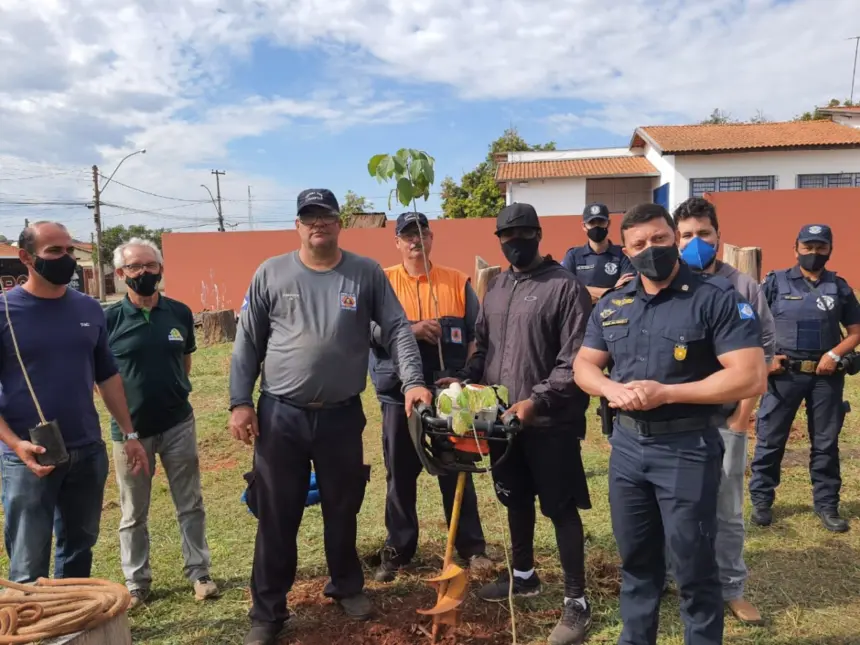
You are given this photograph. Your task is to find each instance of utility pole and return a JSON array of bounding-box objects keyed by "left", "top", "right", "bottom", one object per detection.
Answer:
[
  {"left": 211, "top": 170, "right": 226, "bottom": 232},
  {"left": 247, "top": 185, "right": 254, "bottom": 230},
  {"left": 92, "top": 164, "right": 105, "bottom": 302},
  {"left": 850, "top": 36, "right": 860, "bottom": 104},
  {"left": 24, "top": 218, "right": 29, "bottom": 228}
]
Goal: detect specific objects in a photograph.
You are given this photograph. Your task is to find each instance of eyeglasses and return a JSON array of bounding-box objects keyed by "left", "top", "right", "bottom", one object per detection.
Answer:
[
  {"left": 298, "top": 213, "right": 339, "bottom": 227},
  {"left": 123, "top": 262, "right": 160, "bottom": 275},
  {"left": 398, "top": 227, "right": 429, "bottom": 241}
]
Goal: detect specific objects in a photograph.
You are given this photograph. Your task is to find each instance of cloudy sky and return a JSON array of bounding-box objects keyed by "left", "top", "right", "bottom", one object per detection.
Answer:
[{"left": 1, "top": 0, "right": 858, "bottom": 240}]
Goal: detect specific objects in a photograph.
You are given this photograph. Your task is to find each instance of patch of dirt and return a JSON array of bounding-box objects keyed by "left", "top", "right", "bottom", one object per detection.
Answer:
[
  {"left": 280, "top": 579, "right": 513, "bottom": 645},
  {"left": 199, "top": 456, "right": 239, "bottom": 472}
]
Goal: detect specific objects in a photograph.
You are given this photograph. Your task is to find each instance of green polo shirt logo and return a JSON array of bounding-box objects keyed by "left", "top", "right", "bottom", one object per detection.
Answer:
[{"left": 106, "top": 296, "right": 197, "bottom": 441}]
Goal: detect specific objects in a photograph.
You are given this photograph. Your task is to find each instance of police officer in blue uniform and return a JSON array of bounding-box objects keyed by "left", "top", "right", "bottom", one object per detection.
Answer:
[
  {"left": 749, "top": 224, "right": 860, "bottom": 533},
  {"left": 561, "top": 203, "right": 635, "bottom": 303},
  {"left": 574, "top": 203, "right": 767, "bottom": 645}
]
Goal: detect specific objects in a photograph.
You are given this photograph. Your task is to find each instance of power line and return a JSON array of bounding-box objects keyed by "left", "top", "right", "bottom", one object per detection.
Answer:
[{"left": 95, "top": 175, "right": 208, "bottom": 203}]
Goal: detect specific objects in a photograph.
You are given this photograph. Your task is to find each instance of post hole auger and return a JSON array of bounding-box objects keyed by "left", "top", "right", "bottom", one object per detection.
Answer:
[{"left": 408, "top": 399, "right": 522, "bottom": 643}]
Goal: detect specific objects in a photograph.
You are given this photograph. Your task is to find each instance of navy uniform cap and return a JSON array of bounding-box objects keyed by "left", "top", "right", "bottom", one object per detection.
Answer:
[
  {"left": 583, "top": 203, "right": 610, "bottom": 223},
  {"left": 395, "top": 212, "right": 430, "bottom": 236},
  {"left": 496, "top": 203, "right": 540, "bottom": 236},
  {"left": 797, "top": 224, "right": 832, "bottom": 245}
]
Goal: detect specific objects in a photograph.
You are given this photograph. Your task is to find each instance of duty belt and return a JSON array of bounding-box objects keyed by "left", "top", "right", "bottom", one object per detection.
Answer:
[
  {"left": 785, "top": 359, "right": 845, "bottom": 374},
  {"left": 615, "top": 413, "right": 719, "bottom": 437}
]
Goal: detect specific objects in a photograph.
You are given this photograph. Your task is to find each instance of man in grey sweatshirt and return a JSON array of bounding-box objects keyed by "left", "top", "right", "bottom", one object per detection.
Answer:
[
  {"left": 229, "top": 189, "right": 432, "bottom": 645},
  {"left": 673, "top": 197, "right": 775, "bottom": 626}
]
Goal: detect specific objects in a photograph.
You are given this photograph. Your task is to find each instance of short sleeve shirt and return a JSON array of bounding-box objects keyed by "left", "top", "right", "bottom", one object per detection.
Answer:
[
  {"left": 561, "top": 242, "right": 633, "bottom": 288},
  {"left": 106, "top": 295, "right": 196, "bottom": 440},
  {"left": 582, "top": 263, "right": 763, "bottom": 421}
]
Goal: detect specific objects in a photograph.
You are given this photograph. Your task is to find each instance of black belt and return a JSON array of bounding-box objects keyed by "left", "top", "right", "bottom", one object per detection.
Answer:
[
  {"left": 785, "top": 359, "right": 844, "bottom": 374},
  {"left": 615, "top": 413, "right": 719, "bottom": 437},
  {"left": 263, "top": 392, "right": 360, "bottom": 410}
]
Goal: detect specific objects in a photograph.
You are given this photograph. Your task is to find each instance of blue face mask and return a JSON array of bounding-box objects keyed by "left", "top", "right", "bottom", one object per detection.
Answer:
[{"left": 680, "top": 236, "right": 717, "bottom": 271}]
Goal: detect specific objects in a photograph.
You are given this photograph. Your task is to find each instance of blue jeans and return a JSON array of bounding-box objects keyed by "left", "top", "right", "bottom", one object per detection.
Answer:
[{"left": 1, "top": 441, "right": 109, "bottom": 583}]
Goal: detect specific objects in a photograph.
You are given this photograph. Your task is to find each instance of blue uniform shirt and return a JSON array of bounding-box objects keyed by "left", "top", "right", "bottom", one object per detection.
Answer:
[
  {"left": 761, "top": 266, "right": 860, "bottom": 360},
  {"left": 561, "top": 242, "right": 633, "bottom": 288},
  {"left": 582, "top": 262, "right": 763, "bottom": 421},
  {"left": 0, "top": 286, "right": 118, "bottom": 452}
]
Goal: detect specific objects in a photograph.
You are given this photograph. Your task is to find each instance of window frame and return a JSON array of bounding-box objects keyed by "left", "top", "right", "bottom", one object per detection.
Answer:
[{"left": 689, "top": 175, "right": 776, "bottom": 198}]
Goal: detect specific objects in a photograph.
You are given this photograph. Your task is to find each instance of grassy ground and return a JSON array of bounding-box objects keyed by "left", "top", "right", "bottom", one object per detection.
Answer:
[{"left": 3, "top": 342, "right": 860, "bottom": 644}]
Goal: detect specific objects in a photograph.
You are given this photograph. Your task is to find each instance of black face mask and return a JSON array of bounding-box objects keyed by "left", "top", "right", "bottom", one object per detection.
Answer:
[
  {"left": 630, "top": 244, "right": 679, "bottom": 282},
  {"left": 34, "top": 254, "right": 77, "bottom": 286},
  {"left": 587, "top": 226, "right": 609, "bottom": 243},
  {"left": 798, "top": 253, "right": 829, "bottom": 272},
  {"left": 501, "top": 237, "right": 540, "bottom": 269},
  {"left": 126, "top": 272, "right": 162, "bottom": 297}
]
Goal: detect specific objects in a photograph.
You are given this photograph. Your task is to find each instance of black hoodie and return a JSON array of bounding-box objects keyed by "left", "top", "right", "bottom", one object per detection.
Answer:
[{"left": 461, "top": 257, "right": 593, "bottom": 431}]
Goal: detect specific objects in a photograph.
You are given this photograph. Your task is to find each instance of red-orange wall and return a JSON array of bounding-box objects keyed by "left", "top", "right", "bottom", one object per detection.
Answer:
[{"left": 162, "top": 188, "right": 860, "bottom": 312}]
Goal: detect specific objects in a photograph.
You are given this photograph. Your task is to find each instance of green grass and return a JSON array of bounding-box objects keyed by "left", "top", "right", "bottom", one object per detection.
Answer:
[{"left": 3, "top": 342, "right": 860, "bottom": 644}]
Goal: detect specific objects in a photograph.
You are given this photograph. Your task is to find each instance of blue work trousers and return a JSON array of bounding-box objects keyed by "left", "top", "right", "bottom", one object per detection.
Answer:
[
  {"left": 749, "top": 372, "right": 845, "bottom": 512},
  {"left": 609, "top": 423, "right": 724, "bottom": 645},
  {"left": 1, "top": 441, "right": 109, "bottom": 583}
]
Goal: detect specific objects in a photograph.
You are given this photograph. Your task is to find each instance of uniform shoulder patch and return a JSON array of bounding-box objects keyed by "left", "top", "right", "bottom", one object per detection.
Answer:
[{"left": 737, "top": 302, "right": 756, "bottom": 320}]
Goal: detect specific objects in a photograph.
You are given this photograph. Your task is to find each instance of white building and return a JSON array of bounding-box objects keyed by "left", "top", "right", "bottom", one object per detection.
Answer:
[{"left": 496, "top": 118, "right": 860, "bottom": 216}]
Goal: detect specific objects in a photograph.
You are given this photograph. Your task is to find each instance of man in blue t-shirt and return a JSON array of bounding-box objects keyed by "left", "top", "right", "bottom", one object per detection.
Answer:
[{"left": 0, "top": 221, "right": 147, "bottom": 583}]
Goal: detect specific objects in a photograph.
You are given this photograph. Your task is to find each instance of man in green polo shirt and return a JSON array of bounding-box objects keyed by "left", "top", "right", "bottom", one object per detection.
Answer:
[{"left": 106, "top": 237, "right": 218, "bottom": 610}]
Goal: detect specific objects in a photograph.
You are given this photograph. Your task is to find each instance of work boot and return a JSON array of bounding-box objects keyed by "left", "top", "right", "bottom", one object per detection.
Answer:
[
  {"left": 548, "top": 598, "right": 592, "bottom": 645},
  {"left": 468, "top": 553, "right": 495, "bottom": 574},
  {"left": 727, "top": 598, "right": 763, "bottom": 625},
  {"left": 128, "top": 588, "right": 149, "bottom": 612},
  {"left": 338, "top": 592, "right": 373, "bottom": 620},
  {"left": 372, "top": 546, "right": 406, "bottom": 583},
  {"left": 750, "top": 506, "right": 772, "bottom": 527},
  {"left": 477, "top": 570, "right": 541, "bottom": 602},
  {"left": 817, "top": 510, "right": 849, "bottom": 533},
  {"left": 243, "top": 620, "right": 287, "bottom": 645},
  {"left": 194, "top": 575, "right": 220, "bottom": 600}
]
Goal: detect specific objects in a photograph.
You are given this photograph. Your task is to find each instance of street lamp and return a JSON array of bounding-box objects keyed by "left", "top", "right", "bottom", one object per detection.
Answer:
[{"left": 92, "top": 148, "right": 146, "bottom": 302}]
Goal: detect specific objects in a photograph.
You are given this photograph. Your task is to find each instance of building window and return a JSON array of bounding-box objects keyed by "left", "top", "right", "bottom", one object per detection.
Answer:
[
  {"left": 797, "top": 173, "right": 860, "bottom": 189},
  {"left": 690, "top": 176, "right": 776, "bottom": 197}
]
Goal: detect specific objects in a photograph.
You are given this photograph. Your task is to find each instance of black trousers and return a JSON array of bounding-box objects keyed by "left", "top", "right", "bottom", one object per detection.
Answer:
[
  {"left": 381, "top": 402, "right": 486, "bottom": 563},
  {"left": 490, "top": 424, "right": 591, "bottom": 598},
  {"left": 248, "top": 394, "right": 369, "bottom": 625}
]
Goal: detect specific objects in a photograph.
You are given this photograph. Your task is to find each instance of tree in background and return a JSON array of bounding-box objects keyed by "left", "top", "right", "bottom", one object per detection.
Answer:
[
  {"left": 796, "top": 98, "right": 855, "bottom": 121},
  {"left": 339, "top": 191, "right": 375, "bottom": 226},
  {"left": 99, "top": 224, "right": 169, "bottom": 268},
  {"left": 440, "top": 127, "right": 556, "bottom": 219},
  {"left": 701, "top": 108, "right": 771, "bottom": 124}
]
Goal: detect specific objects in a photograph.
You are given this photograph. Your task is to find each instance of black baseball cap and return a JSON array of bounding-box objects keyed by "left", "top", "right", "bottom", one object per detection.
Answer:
[
  {"left": 395, "top": 212, "right": 430, "bottom": 236},
  {"left": 583, "top": 203, "right": 610, "bottom": 223},
  {"left": 496, "top": 203, "right": 540, "bottom": 236},
  {"left": 297, "top": 188, "right": 339, "bottom": 215},
  {"left": 797, "top": 224, "right": 832, "bottom": 245}
]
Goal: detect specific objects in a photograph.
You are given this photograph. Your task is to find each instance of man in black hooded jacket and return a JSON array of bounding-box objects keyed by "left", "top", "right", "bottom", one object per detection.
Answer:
[{"left": 438, "top": 202, "right": 593, "bottom": 645}]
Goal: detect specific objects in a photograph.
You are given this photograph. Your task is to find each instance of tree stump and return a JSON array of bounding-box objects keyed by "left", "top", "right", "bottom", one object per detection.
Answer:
[
  {"left": 475, "top": 256, "right": 490, "bottom": 283},
  {"left": 201, "top": 309, "right": 237, "bottom": 345},
  {"left": 722, "top": 244, "right": 762, "bottom": 282},
  {"left": 45, "top": 613, "right": 131, "bottom": 645}
]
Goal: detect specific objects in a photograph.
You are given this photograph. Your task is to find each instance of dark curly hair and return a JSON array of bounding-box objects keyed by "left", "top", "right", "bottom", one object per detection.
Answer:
[{"left": 672, "top": 197, "right": 719, "bottom": 232}]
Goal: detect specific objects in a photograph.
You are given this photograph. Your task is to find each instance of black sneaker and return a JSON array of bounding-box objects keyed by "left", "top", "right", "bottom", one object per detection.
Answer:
[
  {"left": 750, "top": 506, "right": 772, "bottom": 527},
  {"left": 548, "top": 598, "right": 593, "bottom": 645},
  {"left": 338, "top": 592, "right": 373, "bottom": 620},
  {"left": 477, "top": 570, "right": 541, "bottom": 602},
  {"left": 243, "top": 620, "right": 287, "bottom": 645},
  {"left": 817, "top": 510, "right": 850, "bottom": 533},
  {"left": 372, "top": 546, "right": 406, "bottom": 583}
]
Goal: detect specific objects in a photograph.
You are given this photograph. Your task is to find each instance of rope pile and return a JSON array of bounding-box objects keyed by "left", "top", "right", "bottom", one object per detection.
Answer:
[{"left": 0, "top": 577, "right": 130, "bottom": 644}]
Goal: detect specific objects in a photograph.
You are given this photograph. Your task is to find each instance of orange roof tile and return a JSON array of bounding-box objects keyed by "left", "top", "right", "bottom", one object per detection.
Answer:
[
  {"left": 495, "top": 156, "right": 658, "bottom": 181},
  {"left": 631, "top": 120, "right": 860, "bottom": 155},
  {"left": 0, "top": 243, "right": 19, "bottom": 258}
]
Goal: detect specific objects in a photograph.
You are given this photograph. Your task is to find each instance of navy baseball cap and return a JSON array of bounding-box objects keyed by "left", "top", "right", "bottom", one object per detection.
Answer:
[
  {"left": 583, "top": 203, "right": 610, "bottom": 223},
  {"left": 797, "top": 224, "right": 832, "bottom": 244},
  {"left": 395, "top": 212, "right": 430, "bottom": 236},
  {"left": 496, "top": 203, "right": 540, "bottom": 236},
  {"left": 297, "top": 188, "right": 339, "bottom": 215}
]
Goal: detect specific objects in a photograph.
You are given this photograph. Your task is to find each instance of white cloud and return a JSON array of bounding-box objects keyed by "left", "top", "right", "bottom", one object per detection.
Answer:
[{"left": 2, "top": 0, "right": 859, "bottom": 237}]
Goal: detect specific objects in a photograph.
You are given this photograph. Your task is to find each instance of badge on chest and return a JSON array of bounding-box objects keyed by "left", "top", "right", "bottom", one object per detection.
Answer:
[{"left": 674, "top": 344, "right": 687, "bottom": 361}]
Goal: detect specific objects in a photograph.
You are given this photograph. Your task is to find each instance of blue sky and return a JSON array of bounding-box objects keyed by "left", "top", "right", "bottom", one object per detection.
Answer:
[{"left": 1, "top": 0, "right": 858, "bottom": 238}]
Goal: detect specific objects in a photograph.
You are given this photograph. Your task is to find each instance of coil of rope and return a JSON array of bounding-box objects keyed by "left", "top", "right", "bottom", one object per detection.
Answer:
[{"left": 0, "top": 577, "right": 130, "bottom": 644}]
